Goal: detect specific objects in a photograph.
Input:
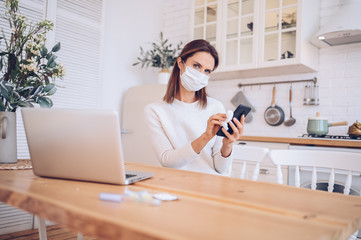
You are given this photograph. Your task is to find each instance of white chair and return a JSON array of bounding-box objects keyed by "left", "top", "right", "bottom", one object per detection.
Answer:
[
  {"left": 269, "top": 149, "right": 361, "bottom": 240},
  {"left": 232, "top": 145, "right": 269, "bottom": 181}
]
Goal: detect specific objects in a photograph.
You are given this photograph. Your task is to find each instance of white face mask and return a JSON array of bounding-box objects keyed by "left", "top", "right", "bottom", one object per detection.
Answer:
[{"left": 180, "top": 66, "right": 210, "bottom": 92}]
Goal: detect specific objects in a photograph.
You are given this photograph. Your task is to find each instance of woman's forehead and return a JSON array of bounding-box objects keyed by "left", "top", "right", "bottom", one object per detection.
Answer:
[{"left": 187, "top": 52, "right": 215, "bottom": 69}]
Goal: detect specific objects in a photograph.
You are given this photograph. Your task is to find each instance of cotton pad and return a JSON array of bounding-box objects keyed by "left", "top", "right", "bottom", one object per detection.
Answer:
[
  {"left": 220, "top": 110, "right": 234, "bottom": 131},
  {"left": 226, "top": 110, "right": 233, "bottom": 122}
]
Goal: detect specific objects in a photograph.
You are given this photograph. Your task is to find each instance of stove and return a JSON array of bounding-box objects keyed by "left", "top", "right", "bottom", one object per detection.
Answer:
[{"left": 301, "top": 134, "right": 361, "bottom": 140}]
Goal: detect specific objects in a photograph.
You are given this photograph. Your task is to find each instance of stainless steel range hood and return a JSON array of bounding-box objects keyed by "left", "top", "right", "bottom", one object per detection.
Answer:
[{"left": 311, "top": 0, "right": 361, "bottom": 48}]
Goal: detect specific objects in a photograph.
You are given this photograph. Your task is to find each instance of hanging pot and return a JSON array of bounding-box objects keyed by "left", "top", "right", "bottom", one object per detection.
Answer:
[
  {"left": 264, "top": 85, "right": 284, "bottom": 126},
  {"left": 307, "top": 112, "right": 348, "bottom": 136},
  {"left": 0, "top": 111, "right": 17, "bottom": 164}
]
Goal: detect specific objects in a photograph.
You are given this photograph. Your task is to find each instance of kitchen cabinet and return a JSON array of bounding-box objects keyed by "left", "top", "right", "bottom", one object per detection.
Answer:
[
  {"left": 192, "top": 0, "right": 220, "bottom": 48},
  {"left": 231, "top": 141, "right": 289, "bottom": 184},
  {"left": 190, "top": 0, "right": 320, "bottom": 79}
]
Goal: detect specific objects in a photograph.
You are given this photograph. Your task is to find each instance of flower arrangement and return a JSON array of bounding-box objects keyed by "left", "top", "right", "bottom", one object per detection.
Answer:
[
  {"left": 133, "top": 32, "right": 182, "bottom": 70},
  {"left": 0, "top": 0, "right": 65, "bottom": 112}
]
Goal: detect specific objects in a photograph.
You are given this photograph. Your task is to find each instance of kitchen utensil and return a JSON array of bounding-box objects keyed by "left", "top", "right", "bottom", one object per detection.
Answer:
[
  {"left": 347, "top": 120, "right": 361, "bottom": 138},
  {"left": 303, "top": 84, "right": 319, "bottom": 105},
  {"left": 284, "top": 85, "right": 296, "bottom": 127},
  {"left": 307, "top": 112, "right": 348, "bottom": 136},
  {"left": 264, "top": 85, "right": 284, "bottom": 126}
]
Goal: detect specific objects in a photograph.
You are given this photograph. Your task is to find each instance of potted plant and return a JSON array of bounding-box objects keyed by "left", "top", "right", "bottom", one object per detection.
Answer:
[
  {"left": 0, "top": 0, "right": 65, "bottom": 164},
  {"left": 133, "top": 32, "right": 182, "bottom": 84}
]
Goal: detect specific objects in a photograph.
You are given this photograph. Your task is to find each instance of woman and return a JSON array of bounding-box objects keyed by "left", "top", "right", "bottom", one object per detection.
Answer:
[{"left": 144, "top": 39, "right": 244, "bottom": 175}]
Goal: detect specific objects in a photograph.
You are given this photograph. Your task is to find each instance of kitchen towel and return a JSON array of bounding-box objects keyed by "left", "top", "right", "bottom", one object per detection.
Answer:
[{"left": 231, "top": 91, "right": 255, "bottom": 123}]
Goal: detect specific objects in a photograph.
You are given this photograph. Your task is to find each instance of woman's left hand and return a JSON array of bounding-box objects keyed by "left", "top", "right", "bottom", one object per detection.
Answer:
[
  {"left": 222, "top": 114, "right": 245, "bottom": 143},
  {"left": 220, "top": 115, "right": 245, "bottom": 157}
]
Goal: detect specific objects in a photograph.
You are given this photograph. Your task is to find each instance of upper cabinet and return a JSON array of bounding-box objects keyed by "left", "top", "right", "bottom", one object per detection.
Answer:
[
  {"left": 223, "top": 0, "right": 258, "bottom": 68},
  {"left": 190, "top": 0, "right": 320, "bottom": 80},
  {"left": 192, "top": 0, "right": 220, "bottom": 47}
]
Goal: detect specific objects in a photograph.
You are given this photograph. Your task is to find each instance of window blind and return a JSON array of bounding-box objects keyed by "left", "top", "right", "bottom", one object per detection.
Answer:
[
  {"left": 0, "top": 1, "right": 44, "bottom": 233},
  {"left": 51, "top": 0, "right": 103, "bottom": 109},
  {"left": 0, "top": 0, "right": 103, "bottom": 158},
  {"left": 0, "top": 0, "right": 46, "bottom": 159}
]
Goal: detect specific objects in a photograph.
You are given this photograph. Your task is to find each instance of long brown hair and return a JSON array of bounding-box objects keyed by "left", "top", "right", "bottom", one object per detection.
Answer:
[{"left": 163, "top": 39, "right": 219, "bottom": 109}]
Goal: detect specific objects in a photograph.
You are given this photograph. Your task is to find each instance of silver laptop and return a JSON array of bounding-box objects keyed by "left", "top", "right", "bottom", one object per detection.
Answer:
[{"left": 21, "top": 108, "right": 154, "bottom": 185}]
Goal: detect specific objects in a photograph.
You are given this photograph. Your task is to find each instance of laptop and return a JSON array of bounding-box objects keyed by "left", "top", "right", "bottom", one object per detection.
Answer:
[{"left": 21, "top": 108, "right": 154, "bottom": 185}]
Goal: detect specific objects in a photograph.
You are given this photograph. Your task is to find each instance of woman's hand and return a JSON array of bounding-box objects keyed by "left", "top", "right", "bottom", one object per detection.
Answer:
[
  {"left": 191, "top": 113, "right": 226, "bottom": 154},
  {"left": 203, "top": 113, "right": 227, "bottom": 141},
  {"left": 221, "top": 114, "right": 245, "bottom": 157}
]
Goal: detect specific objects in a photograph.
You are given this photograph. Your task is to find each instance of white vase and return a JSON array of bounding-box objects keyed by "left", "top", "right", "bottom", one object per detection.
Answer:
[
  {"left": 0, "top": 111, "right": 17, "bottom": 164},
  {"left": 157, "top": 68, "right": 170, "bottom": 85}
]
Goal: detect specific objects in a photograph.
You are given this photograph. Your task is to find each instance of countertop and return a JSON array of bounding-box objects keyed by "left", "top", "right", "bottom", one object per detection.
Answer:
[{"left": 238, "top": 136, "right": 361, "bottom": 148}]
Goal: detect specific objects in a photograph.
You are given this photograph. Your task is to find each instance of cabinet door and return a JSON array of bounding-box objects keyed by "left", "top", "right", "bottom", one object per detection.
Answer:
[
  {"left": 261, "top": 0, "right": 297, "bottom": 65},
  {"left": 192, "top": 0, "right": 221, "bottom": 49},
  {"left": 191, "top": 0, "right": 318, "bottom": 79},
  {"left": 223, "top": 0, "right": 258, "bottom": 68}
]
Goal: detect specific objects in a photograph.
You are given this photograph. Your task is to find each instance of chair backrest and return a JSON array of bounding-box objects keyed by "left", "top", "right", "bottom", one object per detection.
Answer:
[
  {"left": 232, "top": 145, "right": 269, "bottom": 180},
  {"left": 269, "top": 150, "right": 361, "bottom": 195},
  {"left": 269, "top": 149, "right": 361, "bottom": 240}
]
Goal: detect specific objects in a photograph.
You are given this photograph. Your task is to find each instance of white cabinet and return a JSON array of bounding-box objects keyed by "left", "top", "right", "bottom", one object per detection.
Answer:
[
  {"left": 190, "top": 0, "right": 320, "bottom": 79},
  {"left": 192, "top": 0, "right": 221, "bottom": 48},
  {"left": 222, "top": 0, "right": 259, "bottom": 68},
  {"left": 231, "top": 141, "right": 289, "bottom": 184}
]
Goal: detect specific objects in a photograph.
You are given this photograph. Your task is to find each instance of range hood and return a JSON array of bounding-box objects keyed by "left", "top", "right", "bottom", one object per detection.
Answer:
[{"left": 311, "top": 0, "right": 361, "bottom": 48}]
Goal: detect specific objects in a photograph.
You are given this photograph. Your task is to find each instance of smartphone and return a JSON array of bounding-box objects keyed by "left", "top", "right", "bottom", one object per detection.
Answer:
[{"left": 216, "top": 104, "right": 251, "bottom": 138}]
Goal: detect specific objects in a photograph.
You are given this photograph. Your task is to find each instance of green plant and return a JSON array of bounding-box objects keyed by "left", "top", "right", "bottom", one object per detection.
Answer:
[
  {"left": 133, "top": 32, "right": 182, "bottom": 70},
  {"left": 0, "top": 0, "right": 65, "bottom": 112}
]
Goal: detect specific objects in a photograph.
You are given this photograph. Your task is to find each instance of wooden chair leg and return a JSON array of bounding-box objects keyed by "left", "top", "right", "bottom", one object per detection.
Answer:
[{"left": 37, "top": 216, "right": 47, "bottom": 240}]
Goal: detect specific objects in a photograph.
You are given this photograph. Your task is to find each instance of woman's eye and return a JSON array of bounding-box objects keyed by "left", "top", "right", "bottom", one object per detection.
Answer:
[
  {"left": 204, "top": 69, "right": 211, "bottom": 74},
  {"left": 193, "top": 64, "right": 200, "bottom": 69}
]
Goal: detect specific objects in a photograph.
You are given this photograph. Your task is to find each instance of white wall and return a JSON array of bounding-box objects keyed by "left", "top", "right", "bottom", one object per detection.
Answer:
[
  {"left": 100, "top": 0, "right": 360, "bottom": 137},
  {"left": 101, "top": 0, "right": 166, "bottom": 112},
  {"left": 161, "top": 0, "right": 361, "bottom": 138}
]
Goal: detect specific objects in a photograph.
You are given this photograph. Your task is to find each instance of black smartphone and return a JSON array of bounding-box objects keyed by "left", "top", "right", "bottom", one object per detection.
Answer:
[{"left": 216, "top": 104, "right": 251, "bottom": 137}]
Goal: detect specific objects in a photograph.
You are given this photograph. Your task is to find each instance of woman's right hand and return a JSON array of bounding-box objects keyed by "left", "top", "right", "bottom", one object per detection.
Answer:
[
  {"left": 192, "top": 113, "right": 226, "bottom": 154},
  {"left": 203, "top": 113, "right": 227, "bottom": 141}
]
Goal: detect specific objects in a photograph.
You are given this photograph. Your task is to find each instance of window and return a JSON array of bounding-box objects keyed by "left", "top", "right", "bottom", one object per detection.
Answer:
[{"left": 0, "top": 0, "right": 103, "bottom": 158}]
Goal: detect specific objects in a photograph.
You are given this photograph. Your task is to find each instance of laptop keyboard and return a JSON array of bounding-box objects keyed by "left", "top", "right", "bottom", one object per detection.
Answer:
[{"left": 126, "top": 173, "right": 136, "bottom": 179}]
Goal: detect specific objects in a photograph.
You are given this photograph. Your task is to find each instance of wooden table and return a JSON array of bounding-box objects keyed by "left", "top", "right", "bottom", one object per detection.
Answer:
[{"left": 1, "top": 162, "right": 361, "bottom": 240}]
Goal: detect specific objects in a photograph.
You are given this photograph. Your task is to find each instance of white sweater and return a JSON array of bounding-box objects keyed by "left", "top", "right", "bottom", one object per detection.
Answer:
[{"left": 144, "top": 97, "right": 232, "bottom": 175}]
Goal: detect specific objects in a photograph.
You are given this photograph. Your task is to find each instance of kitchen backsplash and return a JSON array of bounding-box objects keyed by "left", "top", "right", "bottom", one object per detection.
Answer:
[{"left": 163, "top": 0, "right": 361, "bottom": 138}]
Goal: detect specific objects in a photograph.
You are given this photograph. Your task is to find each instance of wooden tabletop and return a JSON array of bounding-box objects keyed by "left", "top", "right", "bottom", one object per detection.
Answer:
[
  {"left": 1, "top": 163, "right": 361, "bottom": 240},
  {"left": 238, "top": 135, "right": 361, "bottom": 148}
]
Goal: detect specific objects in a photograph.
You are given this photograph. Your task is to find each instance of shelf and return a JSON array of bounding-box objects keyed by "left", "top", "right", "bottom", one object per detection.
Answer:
[{"left": 210, "top": 63, "right": 317, "bottom": 80}]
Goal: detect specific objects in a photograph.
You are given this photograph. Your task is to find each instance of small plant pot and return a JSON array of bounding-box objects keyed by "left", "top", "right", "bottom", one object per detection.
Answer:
[{"left": 158, "top": 68, "right": 170, "bottom": 85}]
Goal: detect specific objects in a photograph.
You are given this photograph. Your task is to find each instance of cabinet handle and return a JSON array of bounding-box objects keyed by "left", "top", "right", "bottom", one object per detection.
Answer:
[
  {"left": 259, "top": 169, "right": 270, "bottom": 175},
  {"left": 237, "top": 142, "right": 247, "bottom": 145}
]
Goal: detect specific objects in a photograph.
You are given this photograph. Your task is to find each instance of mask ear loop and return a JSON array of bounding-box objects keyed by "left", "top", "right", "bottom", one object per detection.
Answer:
[{"left": 181, "top": 60, "right": 189, "bottom": 73}]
